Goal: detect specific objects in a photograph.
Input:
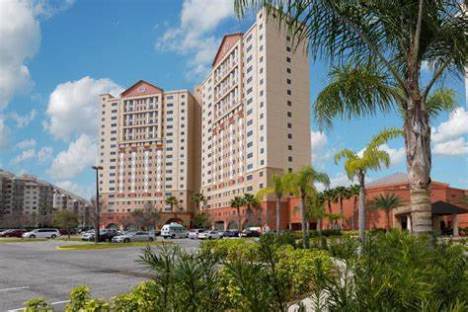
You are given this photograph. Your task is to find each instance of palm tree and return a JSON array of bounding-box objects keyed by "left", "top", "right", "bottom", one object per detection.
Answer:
[
  {"left": 333, "top": 186, "right": 351, "bottom": 229},
  {"left": 348, "top": 184, "right": 361, "bottom": 230},
  {"left": 284, "top": 166, "right": 329, "bottom": 248},
  {"left": 256, "top": 174, "right": 286, "bottom": 233},
  {"left": 235, "top": 1, "right": 465, "bottom": 237},
  {"left": 323, "top": 188, "right": 337, "bottom": 229},
  {"left": 191, "top": 192, "right": 206, "bottom": 211},
  {"left": 243, "top": 193, "right": 260, "bottom": 226},
  {"left": 335, "top": 129, "right": 402, "bottom": 241},
  {"left": 230, "top": 196, "right": 246, "bottom": 231},
  {"left": 306, "top": 192, "right": 326, "bottom": 233},
  {"left": 165, "top": 196, "right": 178, "bottom": 212},
  {"left": 370, "top": 193, "right": 402, "bottom": 231}
]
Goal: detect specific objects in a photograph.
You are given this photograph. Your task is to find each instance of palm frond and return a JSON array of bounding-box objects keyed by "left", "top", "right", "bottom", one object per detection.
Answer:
[{"left": 425, "top": 88, "right": 457, "bottom": 117}]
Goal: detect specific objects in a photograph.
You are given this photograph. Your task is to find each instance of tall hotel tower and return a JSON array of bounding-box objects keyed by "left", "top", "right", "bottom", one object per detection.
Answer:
[
  {"left": 197, "top": 8, "right": 311, "bottom": 210},
  {"left": 99, "top": 81, "right": 200, "bottom": 214}
]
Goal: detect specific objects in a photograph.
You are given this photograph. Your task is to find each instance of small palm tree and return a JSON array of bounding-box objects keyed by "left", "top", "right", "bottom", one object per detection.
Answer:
[
  {"left": 256, "top": 174, "right": 286, "bottom": 233},
  {"left": 334, "top": 186, "right": 352, "bottom": 229},
  {"left": 230, "top": 196, "right": 246, "bottom": 231},
  {"left": 243, "top": 193, "right": 260, "bottom": 225},
  {"left": 370, "top": 193, "right": 401, "bottom": 231},
  {"left": 305, "top": 192, "right": 326, "bottom": 233},
  {"left": 165, "top": 196, "right": 178, "bottom": 212},
  {"left": 284, "top": 166, "right": 330, "bottom": 248},
  {"left": 335, "top": 128, "right": 402, "bottom": 241},
  {"left": 191, "top": 192, "right": 206, "bottom": 211}
]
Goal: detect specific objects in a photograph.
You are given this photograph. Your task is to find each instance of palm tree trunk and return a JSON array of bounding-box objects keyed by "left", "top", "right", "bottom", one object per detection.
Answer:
[
  {"left": 404, "top": 101, "right": 433, "bottom": 235},
  {"left": 352, "top": 197, "right": 357, "bottom": 230},
  {"left": 358, "top": 171, "right": 366, "bottom": 242},
  {"left": 327, "top": 200, "right": 332, "bottom": 229},
  {"left": 300, "top": 193, "right": 309, "bottom": 249},
  {"left": 276, "top": 198, "right": 280, "bottom": 233},
  {"left": 386, "top": 210, "right": 391, "bottom": 231},
  {"left": 237, "top": 207, "right": 242, "bottom": 232},
  {"left": 339, "top": 198, "right": 344, "bottom": 229}
]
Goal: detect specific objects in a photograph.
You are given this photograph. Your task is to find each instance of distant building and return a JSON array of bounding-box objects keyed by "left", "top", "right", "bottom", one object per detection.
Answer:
[{"left": 0, "top": 170, "right": 89, "bottom": 227}]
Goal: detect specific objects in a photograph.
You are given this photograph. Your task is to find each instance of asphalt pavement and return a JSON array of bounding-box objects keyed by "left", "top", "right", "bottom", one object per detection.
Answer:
[{"left": 0, "top": 238, "right": 200, "bottom": 311}]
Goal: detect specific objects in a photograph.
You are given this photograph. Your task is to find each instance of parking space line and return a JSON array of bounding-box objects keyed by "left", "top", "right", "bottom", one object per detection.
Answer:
[
  {"left": 0, "top": 286, "right": 29, "bottom": 293},
  {"left": 7, "top": 299, "right": 70, "bottom": 312}
]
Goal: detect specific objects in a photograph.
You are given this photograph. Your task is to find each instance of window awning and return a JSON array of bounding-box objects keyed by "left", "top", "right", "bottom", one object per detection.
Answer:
[{"left": 395, "top": 201, "right": 468, "bottom": 216}]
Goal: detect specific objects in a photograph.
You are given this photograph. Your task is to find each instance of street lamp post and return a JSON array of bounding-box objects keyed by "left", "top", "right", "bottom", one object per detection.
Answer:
[{"left": 92, "top": 165, "right": 103, "bottom": 243}]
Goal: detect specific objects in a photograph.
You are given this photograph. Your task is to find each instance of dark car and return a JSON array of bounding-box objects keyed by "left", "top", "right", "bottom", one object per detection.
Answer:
[
  {"left": 0, "top": 229, "right": 26, "bottom": 238},
  {"left": 83, "top": 229, "right": 118, "bottom": 242},
  {"left": 240, "top": 230, "right": 261, "bottom": 238},
  {"left": 222, "top": 230, "right": 240, "bottom": 237}
]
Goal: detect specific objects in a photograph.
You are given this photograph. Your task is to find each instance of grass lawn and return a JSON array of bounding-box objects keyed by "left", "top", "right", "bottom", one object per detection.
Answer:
[{"left": 57, "top": 241, "right": 167, "bottom": 251}]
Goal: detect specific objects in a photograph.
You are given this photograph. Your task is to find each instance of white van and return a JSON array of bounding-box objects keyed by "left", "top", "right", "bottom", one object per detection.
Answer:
[
  {"left": 22, "top": 228, "right": 61, "bottom": 239},
  {"left": 161, "top": 223, "right": 188, "bottom": 239}
]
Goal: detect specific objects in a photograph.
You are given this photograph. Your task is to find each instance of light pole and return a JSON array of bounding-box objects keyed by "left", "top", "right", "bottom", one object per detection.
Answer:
[{"left": 92, "top": 165, "right": 103, "bottom": 243}]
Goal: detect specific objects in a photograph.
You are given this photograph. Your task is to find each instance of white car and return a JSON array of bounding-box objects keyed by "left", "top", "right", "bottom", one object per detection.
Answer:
[
  {"left": 198, "top": 231, "right": 222, "bottom": 240},
  {"left": 188, "top": 229, "right": 206, "bottom": 239},
  {"left": 22, "top": 228, "right": 61, "bottom": 239},
  {"left": 161, "top": 222, "right": 188, "bottom": 239},
  {"left": 112, "top": 231, "right": 154, "bottom": 243}
]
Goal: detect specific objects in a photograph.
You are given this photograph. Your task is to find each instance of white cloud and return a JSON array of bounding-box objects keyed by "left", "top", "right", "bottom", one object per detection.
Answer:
[
  {"left": 9, "top": 109, "right": 36, "bottom": 128},
  {"left": 12, "top": 148, "right": 36, "bottom": 164},
  {"left": 431, "top": 107, "right": 468, "bottom": 156},
  {"left": 310, "top": 130, "right": 335, "bottom": 167},
  {"left": 433, "top": 137, "right": 468, "bottom": 156},
  {"left": 55, "top": 180, "right": 93, "bottom": 199},
  {"left": 48, "top": 134, "right": 97, "bottom": 180},
  {"left": 155, "top": 0, "right": 235, "bottom": 79},
  {"left": 379, "top": 144, "right": 406, "bottom": 166},
  {"left": 33, "top": 0, "right": 75, "bottom": 19},
  {"left": 0, "top": 116, "right": 10, "bottom": 149},
  {"left": 16, "top": 138, "right": 36, "bottom": 149},
  {"left": 44, "top": 76, "right": 122, "bottom": 141},
  {"left": 37, "top": 146, "right": 53, "bottom": 162},
  {"left": 0, "top": 0, "right": 40, "bottom": 109}
]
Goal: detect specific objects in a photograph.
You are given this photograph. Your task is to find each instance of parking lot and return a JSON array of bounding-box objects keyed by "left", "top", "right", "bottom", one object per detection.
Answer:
[{"left": 0, "top": 238, "right": 201, "bottom": 311}]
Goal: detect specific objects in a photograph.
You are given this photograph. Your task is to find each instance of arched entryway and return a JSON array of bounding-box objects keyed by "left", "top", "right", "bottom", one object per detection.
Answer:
[
  {"left": 105, "top": 223, "right": 119, "bottom": 230},
  {"left": 165, "top": 218, "right": 184, "bottom": 225},
  {"left": 213, "top": 221, "right": 225, "bottom": 230},
  {"left": 227, "top": 220, "right": 239, "bottom": 230}
]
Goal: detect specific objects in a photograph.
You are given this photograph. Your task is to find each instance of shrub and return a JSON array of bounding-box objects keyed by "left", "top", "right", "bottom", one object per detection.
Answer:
[
  {"left": 199, "top": 238, "right": 260, "bottom": 262},
  {"left": 24, "top": 298, "right": 52, "bottom": 312}
]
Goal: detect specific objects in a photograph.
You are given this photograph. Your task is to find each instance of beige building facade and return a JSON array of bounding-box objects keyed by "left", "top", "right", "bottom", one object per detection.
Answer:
[
  {"left": 99, "top": 81, "right": 200, "bottom": 214},
  {"left": 197, "top": 8, "right": 311, "bottom": 210}
]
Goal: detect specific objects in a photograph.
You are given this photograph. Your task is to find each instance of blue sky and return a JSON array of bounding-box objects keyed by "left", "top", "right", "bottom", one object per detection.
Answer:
[{"left": 0, "top": 0, "right": 466, "bottom": 199}]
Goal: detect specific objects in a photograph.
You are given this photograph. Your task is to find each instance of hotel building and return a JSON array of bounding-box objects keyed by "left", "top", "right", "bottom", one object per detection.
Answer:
[
  {"left": 196, "top": 8, "right": 310, "bottom": 210},
  {"left": 99, "top": 82, "right": 200, "bottom": 215}
]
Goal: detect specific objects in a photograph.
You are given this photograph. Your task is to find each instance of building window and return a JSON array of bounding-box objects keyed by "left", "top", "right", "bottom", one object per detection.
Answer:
[
  {"left": 286, "top": 57, "right": 291, "bottom": 63},
  {"left": 287, "top": 112, "right": 292, "bottom": 117}
]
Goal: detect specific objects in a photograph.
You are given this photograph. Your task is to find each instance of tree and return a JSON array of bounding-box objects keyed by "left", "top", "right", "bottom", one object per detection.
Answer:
[
  {"left": 191, "top": 212, "right": 210, "bottom": 229},
  {"left": 334, "top": 186, "right": 352, "bottom": 229},
  {"left": 130, "top": 202, "right": 160, "bottom": 230},
  {"left": 370, "top": 193, "right": 402, "bottom": 231},
  {"left": 348, "top": 184, "right": 361, "bottom": 230},
  {"left": 165, "top": 196, "right": 179, "bottom": 212},
  {"left": 230, "top": 196, "right": 246, "bottom": 231},
  {"left": 53, "top": 210, "right": 79, "bottom": 239},
  {"left": 335, "top": 129, "right": 402, "bottom": 241},
  {"left": 243, "top": 193, "right": 260, "bottom": 226},
  {"left": 305, "top": 191, "right": 326, "bottom": 233},
  {"left": 284, "top": 166, "right": 330, "bottom": 248},
  {"left": 323, "top": 188, "right": 337, "bottom": 229},
  {"left": 235, "top": 1, "right": 465, "bottom": 237},
  {"left": 191, "top": 192, "right": 206, "bottom": 211},
  {"left": 256, "top": 174, "right": 287, "bottom": 233}
]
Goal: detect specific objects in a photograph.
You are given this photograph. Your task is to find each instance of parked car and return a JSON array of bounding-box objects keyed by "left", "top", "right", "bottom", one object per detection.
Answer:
[
  {"left": 239, "top": 229, "right": 261, "bottom": 238},
  {"left": 22, "top": 228, "right": 61, "bottom": 239},
  {"left": 222, "top": 230, "right": 240, "bottom": 238},
  {"left": 0, "top": 229, "right": 26, "bottom": 238},
  {"left": 81, "top": 229, "right": 118, "bottom": 242},
  {"left": 161, "top": 223, "right": 189, "bottom": 239},
  {"left": 188, "top": 229, "right": 206, "bottom": 239},
  {"left": 198, "top": 230, "right": 222, "bottom": 240},
  {"left": 112, "top": 231, "right": 154, "bottom": 243}
]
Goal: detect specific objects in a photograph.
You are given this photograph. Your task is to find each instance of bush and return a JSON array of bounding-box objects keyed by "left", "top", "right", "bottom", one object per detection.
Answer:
[
  {"left": 199, "top": 238, "right": 260, "bottom": 262},
  {"left": 24, "top": 298, "right": 52, "bottom": 312}
]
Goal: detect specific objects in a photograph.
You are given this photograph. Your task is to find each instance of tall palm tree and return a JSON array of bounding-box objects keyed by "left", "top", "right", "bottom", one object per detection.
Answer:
[
  {"left": 370, "top": 193, "right": 402, "bottom": 231},
  {"left": 230, "top": 196, "right": 246, "bottom": 231},
  {"left": 284, "top": 166, "right": 330, "bottom": 248},
  {"left": 191, "top": 192, "right": 206, "bottom": 211},
  {"left": 256, "top": 174, "right": 286, "bottom": 233},
  {"left": 165, "top": 196, "right": 178, "bottom": 212},
  {"left": 235, "top": 1, "right": 465, "bottom": 237},
  {"left": 348, "top": 185, "right": 361, "bottom": 230},
  {"left": 335, "top": 129, "right": 402, "bottom": 241}
]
